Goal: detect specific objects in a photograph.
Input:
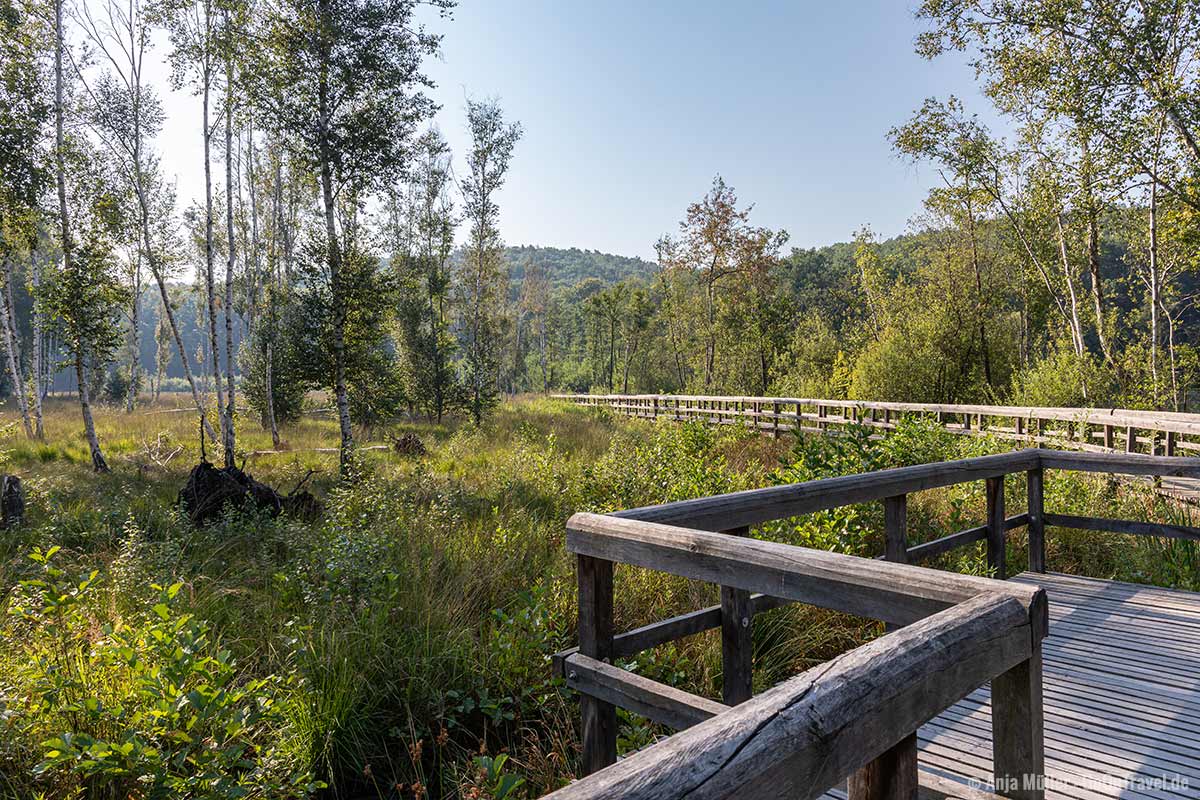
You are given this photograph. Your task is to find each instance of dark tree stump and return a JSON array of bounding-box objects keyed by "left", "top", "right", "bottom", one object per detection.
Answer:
[
  {"left": 0, "top": 475, "right": 23, "bottom": 528},
  {"left": 391, "top": 432, "right": 427, "bottom": 456},
  {"left": 178, "top": 462, "right": 283, "bottom": 525}
]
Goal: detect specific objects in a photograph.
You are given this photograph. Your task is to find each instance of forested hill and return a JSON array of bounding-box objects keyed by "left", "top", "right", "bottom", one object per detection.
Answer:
[
  {"left": 501, "top": 245, "right": 656, "bottom": 291},
  {"left": 56, "top": 244, "right": 657, "bottom": 389}
]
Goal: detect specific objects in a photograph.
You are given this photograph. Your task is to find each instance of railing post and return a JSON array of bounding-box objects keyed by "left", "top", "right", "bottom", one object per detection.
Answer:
[
  {"left": 1167, "top": 430, "right": 1177, "bottom": 457},
  {"left": 1014, "top": 416, "right": 1023, "bottom": 438},
  {"left": 851, "top": 494, "right": 916, "bottom": 800},
  {"left": 720, "top": 525, "right": 753, "bottom": 706},
  {"left": 884, "top": 494, "right": 908, "bottom": 565},
  {"left": 986, "top": 475, "right": 1006, "bottom": 579},
  {"left": 577, "top": 555, "right": 616, "bottom": 774},
  {"left": 1027, "top": 468, "right": 1045, "bottom": 573},
  {"left": 848, "top": 733, "right": 918, "bottom": 800},
  {"left": 772, "top": 401, "right": 781, "bottom": 439},
  {"left": 992, "top": 644, "right": 1046, "bottom": 800},
  {"left": 1126, "top": 425, "right": 1136, "bottom": 453},
  {"left": 1103, "top": 424, "right": 1114, "bottom": 450}
]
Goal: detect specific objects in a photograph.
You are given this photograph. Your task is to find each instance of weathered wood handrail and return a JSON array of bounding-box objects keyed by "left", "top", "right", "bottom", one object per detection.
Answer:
[
  {"left": 567, "top": 512, "right": 1045, "bottom": 627},
  {"left": 548, "top": 448, "right": 1200, "bottom": 800},
  {"left": 555, "top": 393, "right": 1200, "bottom": 456},
  {"left": 549, "top": 593, "right": 1039, "bottom": 800},
  {"left": 611, "top": 450, "right": 1040, "bottom": 530},
  {"left": 557, "top": 510, "right": 1046, "bottom": 800}
]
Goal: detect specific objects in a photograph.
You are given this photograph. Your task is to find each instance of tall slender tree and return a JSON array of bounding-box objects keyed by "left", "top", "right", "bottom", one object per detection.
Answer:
[
  {"left": 159, "top": 0, "right": 225, "bottom": 450},
  {"left": 0, "top": 0, "right": 48, "bottom": 438},
  {"left": 255, "top": 0, "right": 453, "bottom": 476},
  {"left": 459, "top": 97, "right": 521, "bottom": 423},
  {"left": 79, "top": 0, "right": 220, "bottom": 439},
  {"left": 392, "top": 128, "right": 458, "bottom": 421}
]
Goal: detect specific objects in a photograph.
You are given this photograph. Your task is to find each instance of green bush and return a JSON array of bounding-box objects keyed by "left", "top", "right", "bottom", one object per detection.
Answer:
[
  {"left": 240, "top": 312, "right": 310, "bottom": 428},
  {"left": 2, "top": 547, "right": 318, "bottom": 799},
  {"left": 582, "top": 420, "right": 748, "bottom": 511}
]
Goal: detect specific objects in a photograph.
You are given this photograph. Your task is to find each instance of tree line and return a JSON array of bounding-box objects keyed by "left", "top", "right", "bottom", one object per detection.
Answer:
[
  {"left": 4, "top": 0, "right": 1200, "bottom": 484},
  {"left": 479, "top": 1, "right": 1200, "bottom": 413}
]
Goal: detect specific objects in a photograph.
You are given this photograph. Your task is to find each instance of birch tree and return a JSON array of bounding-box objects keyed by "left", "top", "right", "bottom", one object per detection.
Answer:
[
  {"left": 50, "top": 0, "right": 126, "bottom": 472},
  {"left": 459, "top": 97, "right": 521, "bottom": 423},
  {"left": 158, "top": 0, "right": 225, "bottom": 448},
  {"left": 75, "top": 0, "right": 219, "bottom": 439},
  {"left": 255, "top": 0, "right": 452, "bottom": 475}
]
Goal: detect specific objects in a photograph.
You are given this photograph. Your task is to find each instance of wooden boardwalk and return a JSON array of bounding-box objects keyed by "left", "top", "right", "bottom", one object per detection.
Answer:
[
  {"left": 557, "top": 394, "right": 1200, "bottom": 502},
  {"left": 913, "top": 571, "right": 1199, "bottom": 799},
  {"left": 548, "top": 450, "right": 1200, "bottom": 800}
]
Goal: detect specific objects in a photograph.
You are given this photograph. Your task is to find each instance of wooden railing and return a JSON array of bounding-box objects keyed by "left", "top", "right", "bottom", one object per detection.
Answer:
[
  {"left": 553, "top": 393, "right": 1200, "bottom": 456},
  {"left": 544, "top": 449, "right": 1200, "bottom": 800}
]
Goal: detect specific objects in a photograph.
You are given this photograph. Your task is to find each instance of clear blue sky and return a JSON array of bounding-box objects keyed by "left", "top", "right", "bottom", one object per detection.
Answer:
[{"left": 155, "top": 0, "right": 999, "bottom": 261}]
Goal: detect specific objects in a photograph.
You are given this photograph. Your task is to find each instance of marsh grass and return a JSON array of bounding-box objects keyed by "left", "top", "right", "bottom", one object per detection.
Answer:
[{"left": 0, "top": 396, "right": 1195, "bottom": 799}]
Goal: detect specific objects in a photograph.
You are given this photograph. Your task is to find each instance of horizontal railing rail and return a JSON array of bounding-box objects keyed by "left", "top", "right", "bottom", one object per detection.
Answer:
[
  {"left": 554, "top": 393, "right": 1200, "bottom": 456},
  {"left": 546, "top": 448, "right": 1200, "bottom": 800}
]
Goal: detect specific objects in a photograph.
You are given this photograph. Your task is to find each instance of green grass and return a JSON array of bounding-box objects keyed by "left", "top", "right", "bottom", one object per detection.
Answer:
[{"left": 0, "top": 395, "right": 1193, "bottom": 799}]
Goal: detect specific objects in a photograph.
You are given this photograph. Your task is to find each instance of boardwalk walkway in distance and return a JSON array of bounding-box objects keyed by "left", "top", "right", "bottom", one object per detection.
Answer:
[{"left": 556, "top": 393, "right": 1200, "bottom": 502}]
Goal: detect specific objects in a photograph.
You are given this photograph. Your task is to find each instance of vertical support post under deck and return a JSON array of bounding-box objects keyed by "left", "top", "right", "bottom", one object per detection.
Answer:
[
  {"left": 721, "top": 525, "right": 753, "bottom": 706},
  {"left": 986, "top": 475, "right": 1006, "bottom": 579},
  {"left": 577, "top": 555, "right": 616, "bottom": 775},
  {"left": 992, "top": 643, "right": 1046, "bottom": 800},
  {"left": 1027, "top": 467, "right": 1045, "bottom": 573},
  {"left": 850, "top": 494, "right": 916, "bottom": 800},
  {"left": 848, "top": 733, "right": 918, "bottom": 800}
]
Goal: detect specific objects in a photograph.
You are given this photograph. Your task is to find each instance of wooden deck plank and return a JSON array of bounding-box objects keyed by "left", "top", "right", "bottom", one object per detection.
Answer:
[
  {"left": 950, "top": 690, "right": 1200, "bottom": 762},
  {"left": 919, "top": 571, "right": 1200, "bottom": 800}
]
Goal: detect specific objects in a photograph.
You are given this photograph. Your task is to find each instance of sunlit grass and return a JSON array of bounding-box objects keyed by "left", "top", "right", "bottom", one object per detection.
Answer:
[{"left": 0, "top": 393, "right": 1194, "bottom": 798}]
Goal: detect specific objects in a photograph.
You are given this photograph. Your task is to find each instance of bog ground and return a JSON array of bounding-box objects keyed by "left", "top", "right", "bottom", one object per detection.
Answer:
[{"left": 0, "top": 395, "right": 1197, "bottom": 799}]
